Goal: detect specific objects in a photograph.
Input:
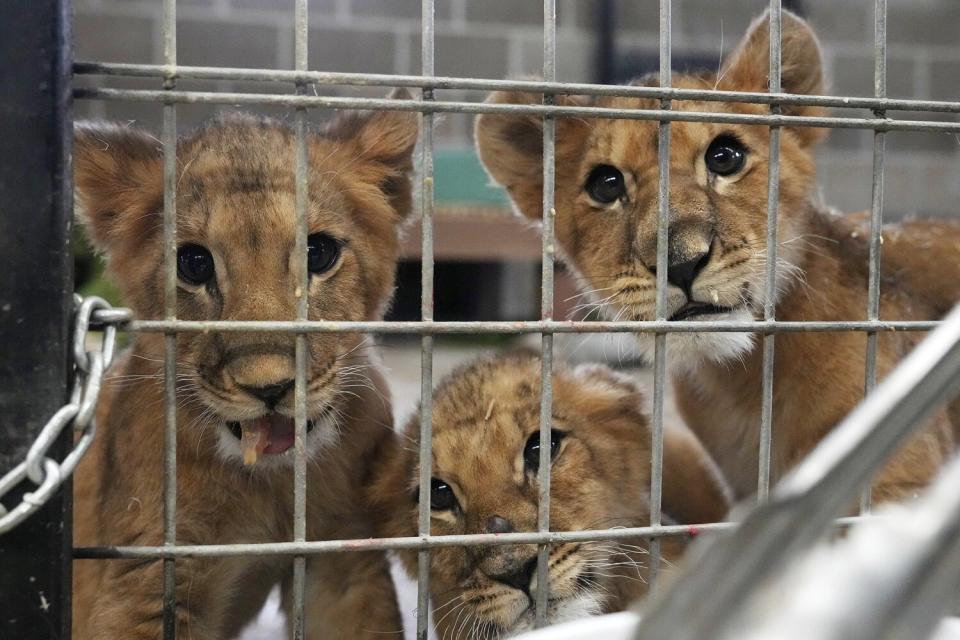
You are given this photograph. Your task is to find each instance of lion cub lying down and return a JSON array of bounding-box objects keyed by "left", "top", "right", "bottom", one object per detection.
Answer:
[
  {"left": 371, "top": 352, "right": 730, "bottom": 639},
  {"left": 476, "top": 11, "right": 960, "bottom": 502},
  {"left": 72, "top": 94, "right": 415, "bottom": 638}
]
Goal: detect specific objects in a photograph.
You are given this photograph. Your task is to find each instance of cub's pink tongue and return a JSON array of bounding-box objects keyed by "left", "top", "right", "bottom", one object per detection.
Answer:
[
  {"left": 261, "top": 415, "right": 296, "bottom": 454},
  {"left": 239, "top": 415, "right": 296, "bottom": 465}
]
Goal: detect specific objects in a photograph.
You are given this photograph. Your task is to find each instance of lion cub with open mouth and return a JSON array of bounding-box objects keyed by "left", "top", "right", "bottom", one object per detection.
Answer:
[
  {"left": 476, "top": 11, "right": 959, "bottom": 502},
  {"left": 72, "top": 94, "right": 415, "bottom": 638},
  {"left": 371, "top": 352, "right": 731, "bottom": 639}
]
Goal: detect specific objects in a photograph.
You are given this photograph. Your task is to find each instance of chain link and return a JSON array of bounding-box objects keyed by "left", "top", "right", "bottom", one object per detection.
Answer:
[{"left": 0, "top": 295, "right": 132, "bottom": 535}]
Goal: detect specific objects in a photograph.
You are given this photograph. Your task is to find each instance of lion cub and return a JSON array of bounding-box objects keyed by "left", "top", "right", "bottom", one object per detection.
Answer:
[
  {"left": 371, "top": 352, "right": 731, "bottom": 639},
  {"left": 476, "top": 11, "right": 959, "bottom": 502},
  {"left": 72, "top": 94, "right": 415, "bottom": 638}
]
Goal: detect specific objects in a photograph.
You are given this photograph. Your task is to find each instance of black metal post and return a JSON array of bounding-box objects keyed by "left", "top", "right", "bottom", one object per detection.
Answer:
[{"left": 0, "top": 1, "right": 74, "bottom": 638}]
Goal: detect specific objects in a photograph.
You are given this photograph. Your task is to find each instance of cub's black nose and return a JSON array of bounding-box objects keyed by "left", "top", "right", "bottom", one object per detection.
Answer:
[
  {"left": 667, "top": 249, "right": 711, "bottom": 293},
  {"left": 241, "top": 380, "right": 294, "bottom": 408},
  {"left": 491, "top": 557, "right": 538, "bottom": 594}
]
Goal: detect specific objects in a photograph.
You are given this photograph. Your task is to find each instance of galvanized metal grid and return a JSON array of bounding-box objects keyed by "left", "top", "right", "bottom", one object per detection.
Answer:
[{"left": 68, "top": 0, "right": 960, "bottom": 637}]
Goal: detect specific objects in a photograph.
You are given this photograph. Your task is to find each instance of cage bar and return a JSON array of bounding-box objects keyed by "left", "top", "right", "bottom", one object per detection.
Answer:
[
  {"left": 68, "top": 513, "right": 879, "bottom": 560},
  {"left": 416, "top": 1, "right": 436, "bottom": 638},
  {"left": 0, "top": 1, "right": 73, "bottom": 636},
  {"left": 105, "top": 318, "right": 942, "bottom": 334},
  {"left": 160, "top": 0, "right": 178, "bottom": 636},
  {"left": 74, "top": 522, "right": 736, "bottom": 559},
  {"left": 757, "top": 0, "right": 783, "bottom": 501},
  {"left": 534, "top": 0, "right": 558, "bottom": 626},
  {"left": 861, "top": 0, "right": 888, "bottom": 515},
  {"left": 73, "top": 61, "right": 960, "bottom": 116},
  {"left": 290, "top": 1, "right": 310, "bottom": 638},
  {"left": 648, "top": 0, "right": 672, "bottom": 592}
]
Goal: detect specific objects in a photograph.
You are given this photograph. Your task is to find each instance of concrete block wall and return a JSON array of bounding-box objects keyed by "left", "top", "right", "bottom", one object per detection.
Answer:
[{"left": 74, "top": 0, "right": 960, "bottom": 218}]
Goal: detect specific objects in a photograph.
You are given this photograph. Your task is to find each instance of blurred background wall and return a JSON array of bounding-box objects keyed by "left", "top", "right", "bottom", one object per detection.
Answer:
[
  {"left": 72, "top": 0, "right": 960, "bottom": 323},
  {"left": 74, "top": 0, "right": 960, "bottom": 217}
]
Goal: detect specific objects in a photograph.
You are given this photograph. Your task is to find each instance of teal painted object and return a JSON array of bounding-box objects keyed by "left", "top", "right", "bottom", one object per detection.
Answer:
[{"left": 433, "top": 148, "right": 509, "bottom": 205}]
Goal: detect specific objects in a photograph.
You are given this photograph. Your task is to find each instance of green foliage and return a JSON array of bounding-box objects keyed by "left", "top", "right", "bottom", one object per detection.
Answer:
[{"left": 73, "top": 224, "right": 121, "bottom": 306}]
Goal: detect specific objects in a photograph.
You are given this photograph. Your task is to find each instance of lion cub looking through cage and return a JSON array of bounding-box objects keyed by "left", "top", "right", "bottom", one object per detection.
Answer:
[
  {"left": 370, "top": 352, "right": 731, "bottom": 639},
  {"left": 476, "top": 11, "right": 960, "bottom": 502},
  {"left": 71, "top": 92, "right": 416, "bottom": 639}
]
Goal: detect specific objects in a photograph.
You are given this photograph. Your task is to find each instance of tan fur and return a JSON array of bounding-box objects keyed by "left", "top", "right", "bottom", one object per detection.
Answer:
[
  {"left": 370, "top": 352, "right": 731, "bottom": 639},
  {"left": 72, "top": 93, "right": 417, "bottom": 638},
  {"left": 475, "top": 11, "right": 959, "bottom": 501}
]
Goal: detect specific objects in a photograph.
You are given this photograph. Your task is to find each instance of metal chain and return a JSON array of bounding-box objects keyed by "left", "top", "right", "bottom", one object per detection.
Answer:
[{"left": 0, "top": 295, "right": 132, "bottom": 535}]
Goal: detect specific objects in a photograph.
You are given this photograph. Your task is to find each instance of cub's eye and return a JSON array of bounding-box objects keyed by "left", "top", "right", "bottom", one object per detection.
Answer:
[
  {"left": 523, "top": 429, "right": 566, "bottom": 472},
  {"left": 428, "top": 478, "right": 457, "bottom": 511},
  {"left": 705, "top": 135, "right": 747, "bottom": 176},
  {"left": 176, "top": 244, "right": 215, "bottom": 285},
  {"left": 307, "top": 233, "right": 342, "bottom": 275},
  {"left": 585, "top": 165, "right": 626, "bottom": 204}
]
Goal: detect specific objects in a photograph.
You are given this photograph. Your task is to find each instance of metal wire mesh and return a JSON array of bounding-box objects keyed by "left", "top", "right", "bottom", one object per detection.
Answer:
[{"left": 69, "top": 0, "right": 960, "bottom": 638}]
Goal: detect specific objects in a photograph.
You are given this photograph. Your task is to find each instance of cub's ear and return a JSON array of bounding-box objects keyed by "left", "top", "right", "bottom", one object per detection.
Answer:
[
  {"left": 73, "top": 121, "right": 163, "bottom": 255},
  {"left": 325, "top": 88, "right": 419, "bottom": 217},
  {"left": 719, "top": 9, "right": 826, "bottom": 147},
  {"left": 568, "top": 363, "right": 651, "bottom": 427},
  {"left": 475, "top": 90, "right": 591, "bottom": 220}
]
